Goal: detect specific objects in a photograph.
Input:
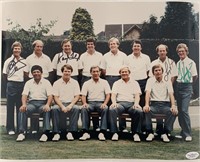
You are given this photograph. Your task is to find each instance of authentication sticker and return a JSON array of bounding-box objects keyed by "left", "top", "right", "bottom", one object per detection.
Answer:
[{"left": 186, "top": 152, "right": 199, "bottom": 160}]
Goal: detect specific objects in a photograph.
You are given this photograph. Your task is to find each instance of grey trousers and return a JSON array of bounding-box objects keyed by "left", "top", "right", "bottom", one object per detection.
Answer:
[
  {"left": 18, "top": 100, "right": 51, "bottom": 133},
  {"left": 145, "top": 101, "right": 176, "bottom": 134},
  {"left": 51, "top": 103, "right": 80, "bottom": 133},
  {"left": 176, "top": 83, "right": 193, "bottom": 137},
  {"left": 80, "top": 101, "right": 108, "bottom": 131},
  {"left": 109, "top": 101, "right": 143, "bottom": 134}
]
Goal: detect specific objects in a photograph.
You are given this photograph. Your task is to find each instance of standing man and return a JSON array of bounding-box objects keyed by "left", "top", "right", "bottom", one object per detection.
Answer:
[
  {"left": 149, "top": 44, "right": 178, "bottom": 135},
  {"left": 3, "top": 41, "right": 27, "bottom": 135},
  {"left": 126, "top": 39, "right": 151, "bottom": 108},
  {"left": 16, "top": 65, "right": 53, "bottom": 142},
  {"left": 100, "top": 37, "right": 127, "bottom": 88},
  {"left": 79, "top": 38, "right": 103, "bottom": 87},
  {"left": 79, "top": 66, "right": 111, "bottom": 141},
  {"left": 79, "top": 38, "right": 103, "bottom": 131},
  {"left": 149, "top": 44, "right": 177, "bottom": 83},
  {"left": 51, "top": 64, "right": 80, "bottom": 141},
  {"left": 109, "top": 66, "right": 143, "bottom": 141},
  {"left": 126, "top": 39, "right": 151, "bottom": 132},
  {"left": 25, "top": 40, "right": 53, "bottom": 81},
  {"left": 143, "top": 64, "right": 178, "bottom": 142},
  {"left": 52, "top": 39, "right": 81, "bottom": 81},
  {"left": 100, "top": 37, "right": 127, "bottom": 131},
  {"left": 176, "top": 43, "right": 198, "bottom": 141}
]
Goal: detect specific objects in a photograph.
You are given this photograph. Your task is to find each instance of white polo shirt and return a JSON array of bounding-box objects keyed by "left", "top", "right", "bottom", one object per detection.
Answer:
[
  {"left": 112, "top": 78, "right": 141, "bottom": 102},
  {"left": 145, "top": 77, "right": 174, "bottom": 102},
  {"left": 100, "top": 50, "right": 127, "bottom": 76},
  {"left": 22, "top": 78, "right": 53, "bottom": 101},
  {"left": 52, "top": 52, "right": 81, "bottom": 76},
  {"left": 3, "top": 55, "right": 27, "bottom": 82},
  {"left": 176, "top": 57, "right": 197, "bottom": 83},
  {"left": 79, "top": 51, "right": 103, "bottom": 77},
  {"left": 53, "top": 78, "right": 80, "bottom": 103},
  {"left": 25, "top": 53, "right": 53, "bottom": 78},
  {"left": 81, "top": 78, "right": 111, "bottom": 102},
  {"left": 149, "top": 57, "right": 178, "bottom": 82},
  {"left": 126, "top": 53, "right": 151, "bottom": 80}
]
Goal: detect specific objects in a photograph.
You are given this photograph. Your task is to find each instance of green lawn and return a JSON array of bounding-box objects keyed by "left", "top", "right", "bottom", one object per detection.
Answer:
[{"left": 0, "top": 126, "right": 199, "bottom": 160}]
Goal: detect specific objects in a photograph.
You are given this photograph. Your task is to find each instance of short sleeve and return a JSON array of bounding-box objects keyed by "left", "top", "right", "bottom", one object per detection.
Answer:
[
  {"left": 74, "top": 80, "right": 81, "bottom": 96},
  {"left": 81, "top": 81, "right": 88, "bottom": 96},
  {"left": 104, "top": 80, "right": 111, "bottom": 94},
  {"left": 52, "top": 54, "right": 58, "bottom": 70}
]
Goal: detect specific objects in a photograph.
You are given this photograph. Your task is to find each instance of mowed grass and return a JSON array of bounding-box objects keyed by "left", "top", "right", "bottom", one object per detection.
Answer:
[{"left": 0, "top": 126, "right": 199, "bottom": 160}]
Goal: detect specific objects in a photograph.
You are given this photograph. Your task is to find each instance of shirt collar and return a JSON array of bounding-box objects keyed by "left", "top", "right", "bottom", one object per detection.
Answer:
[
  {"left": 180, "top": 56, "right": 189, "bottom": 63},
  {"left": 11, "top": 55, "right": 23, "bottom": 61},
  {"left": 153, "top": 76, "right": 164, "bottom": 83},
  {"left": 110, "top": 50, "right": 119, "bottom": 56},
  {"left": 63, "top": 51, "right": 73, "bottom": 57},
  {"left": 132, "top": 52, "right": 142, "bottom": 58},
  {"left": 61, "top": 78, "right": 71, "bottom": 84},
  {"left": 120, "top": 78, "right": 131, "bottom": 84},
  {"left": 158, "top": 56, "right": 168, "bottom": 63},
  {"left": 33, "top": 78, "right": 43, "bottom": 84},
  {"left": 86, "top": 51, "right": 96, "bottom": 55},
  {"left": 91, "top": 78, "right": 100, "bottom": 83},
  {"left": 33, "top": 52, "right": 44, "bottom": 58}
]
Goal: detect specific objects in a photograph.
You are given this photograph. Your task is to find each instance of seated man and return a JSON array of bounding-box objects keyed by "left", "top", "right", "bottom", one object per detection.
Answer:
[
  {"left": 143, "top": 64, "right": 178, "bottom": 142},
  {"left": 109, "top": 66, "right": 143, "bottom": 142},
  {"left": 79, "top": 66, "right": 111, "bottom": 141},
  {"left": 16, "top": 65, "right": 53, "bottom": 142},
  {"left": 51, "top": 64, "right": 80, "bottom": 141}
]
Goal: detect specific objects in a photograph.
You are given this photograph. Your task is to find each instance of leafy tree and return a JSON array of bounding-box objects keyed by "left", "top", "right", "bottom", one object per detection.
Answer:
[
  {"left": 159, "top": 2, "right": 197, "bottom": 39},
  {"left": 140, "top": 15, "right": 159, "bottom": 39},
  {"left": 69, "top": 7, "right": 95, "bottom": 41},
  {"left": 6, "top": 18, "right": 57, "bottom": 54}
]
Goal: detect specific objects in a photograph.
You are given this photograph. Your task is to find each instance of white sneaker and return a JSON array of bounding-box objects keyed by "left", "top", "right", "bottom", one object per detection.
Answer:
[
  {"left": 16, "top": 134, "right": 25, "bottom": 142},
  {"left": 111, "top": 133, "right": 119, "bottom": 141},
  {"left": 133, "top": 133, "right": 141, "bottom": 142},
  {"left": 161, "top": 134, "right": 170, "bottom": 142},
  {"left": 39, "top": 134, "right": 48, "bottom": 142},
  {"left": 66, "top": 132, "right": 74, "bottom": 141},
  {"left": 98, "top": 133, "right": 106, "bottom": 141},
  {"left": 79, "top": 133, "right": 90, "bottom": 141},
  {"left": 8, "top": 131, "right": 15, "bottom": 135},
  {"left": 185, "top": 136, "right": 192, "bottom": 142},
  {"left": 52, "top": 133, "right": 60, "bottom": 141},
  {"left": 122, "top": 129, "right": 129, "bottom": 133},
  {"left": 146, "top": 133, "right": 154, "bottom": 141}
]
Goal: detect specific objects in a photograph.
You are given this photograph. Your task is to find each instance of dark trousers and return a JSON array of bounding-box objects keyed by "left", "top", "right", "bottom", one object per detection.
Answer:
[{"left": 6, "top": 81, "right": 24, "bottom": 132}]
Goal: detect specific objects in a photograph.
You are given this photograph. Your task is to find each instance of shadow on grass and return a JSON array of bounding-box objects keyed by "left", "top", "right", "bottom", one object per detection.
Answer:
[{"left": 0, "top": 125, "right": 199, "bottom": 160}]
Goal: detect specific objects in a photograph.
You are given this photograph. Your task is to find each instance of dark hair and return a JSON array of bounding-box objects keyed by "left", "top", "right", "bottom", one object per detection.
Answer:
[
  {"left": 90, "top": 65, "right": 100, "bottom": 73},
  {"left": 86, "top": 38, "right": 96, "bottom": 46},
  {"left": 152, "top": 64, "right": 164, "bottom": 74},
  {"left": 131, "top": 39, "right": 142, "bottom": 47},
  {"left": 31, "top": 65, "right": 43, "bottom": 73},
  {"left": 61, "top": 64, "right": 73, "bottom": 73}
]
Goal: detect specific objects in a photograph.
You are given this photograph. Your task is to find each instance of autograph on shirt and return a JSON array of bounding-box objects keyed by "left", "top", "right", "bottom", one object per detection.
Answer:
[
  {"left": 163, "top": 59, "right": 174, "bottom": 82},
  {"left": 57, "top": 52, "right": 79, "bottom": 64},
  {"left": 177, "top": 62, "right": 193, "bottom": 83},
  {"left": 6, "top": 58, "right": 26, "bottom": 78}
]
